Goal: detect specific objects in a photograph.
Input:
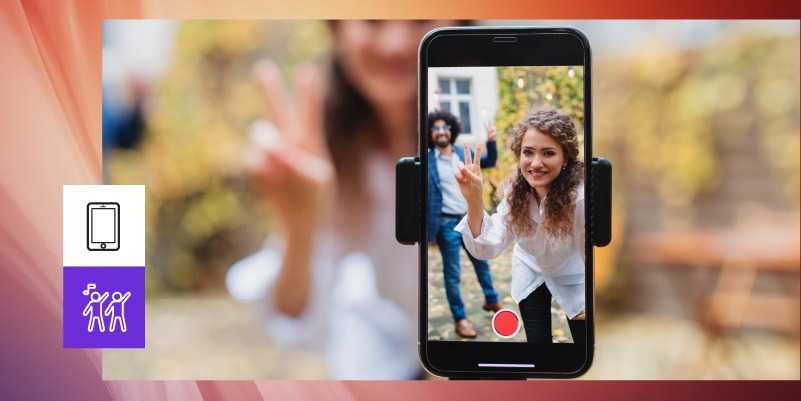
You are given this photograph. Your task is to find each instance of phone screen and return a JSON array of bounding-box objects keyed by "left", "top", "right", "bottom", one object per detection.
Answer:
[
  {"left": 427, "top": 65, "right": 585, "bottom": 344},
  {"left": 91, "top": 208, "right": 116, "bottom": 243},
  {"left": 420, "top": 27, "right": 592, "bottom": 378}
]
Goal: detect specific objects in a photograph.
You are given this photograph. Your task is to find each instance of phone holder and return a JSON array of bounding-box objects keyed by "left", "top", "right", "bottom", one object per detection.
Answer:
[
  {"left": 396, "top": 157, "right": 612, "bottom": 247},
  {"left": 395, "top": 156, "right": 421, "bottom": 245}
]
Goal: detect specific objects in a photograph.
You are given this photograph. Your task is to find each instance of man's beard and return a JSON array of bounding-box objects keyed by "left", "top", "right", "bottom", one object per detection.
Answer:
[{"left": 435, "top": 136, "right": 450, "bottom": 148}]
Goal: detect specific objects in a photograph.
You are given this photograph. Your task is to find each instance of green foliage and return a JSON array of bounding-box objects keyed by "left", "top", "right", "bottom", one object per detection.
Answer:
[
  {"left": 107, "top": 21, "right": 330, "bottom": 293},
  {"left": 591, "top": 30, "right": 800, "bottom": 300},
  {"left": 594, "top": 31, "right": 799, "bottom": 229},
  {"left": 489, "top": 66, "right": 585, "bottom": 210}
]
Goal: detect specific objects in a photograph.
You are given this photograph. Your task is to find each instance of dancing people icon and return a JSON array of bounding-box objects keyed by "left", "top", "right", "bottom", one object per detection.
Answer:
[
  {"left": 82, "top": 288, "right": 109, "bottom": 332},
  {"left": 80, "top": 283, "right": 131, "bottom": 333},
  {"left": 64, "top": 267, "right": 145, "bottom": 348},
  {"left": 104, "top": 291, "right": 131, "bottom": 332}
]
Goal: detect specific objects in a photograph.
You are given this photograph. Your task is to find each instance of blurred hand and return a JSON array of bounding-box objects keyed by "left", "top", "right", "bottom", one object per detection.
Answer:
[
  {"left": 454, "top": 142, "right": 484, "bottom": 208},
  {"left": 483, "top": 120, "right": 497, "bottom": 142},
  {"left": 244, "top": 60, "right": 334, "bottom": 234}
]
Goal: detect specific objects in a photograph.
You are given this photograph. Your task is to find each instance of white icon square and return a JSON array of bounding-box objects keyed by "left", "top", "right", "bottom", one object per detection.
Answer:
[{"left": 63, "top": 185, "right": 145, "bottom": 267}]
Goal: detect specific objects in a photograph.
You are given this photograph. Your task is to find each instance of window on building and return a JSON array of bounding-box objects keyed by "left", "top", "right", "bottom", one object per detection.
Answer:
[{"left": 438, "top": 78, "right": 473, "bottom": 135}]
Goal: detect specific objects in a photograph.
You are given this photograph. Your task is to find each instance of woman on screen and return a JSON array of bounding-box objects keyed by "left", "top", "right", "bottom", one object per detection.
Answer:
[{"left": 454, "top": 107, "right": 586, "bottom": 343}]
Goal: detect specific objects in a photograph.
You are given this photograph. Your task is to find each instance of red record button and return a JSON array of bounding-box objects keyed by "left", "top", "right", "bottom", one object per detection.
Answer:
[{"left": 492, "top": 309, "right": 521, "bottom": 339}]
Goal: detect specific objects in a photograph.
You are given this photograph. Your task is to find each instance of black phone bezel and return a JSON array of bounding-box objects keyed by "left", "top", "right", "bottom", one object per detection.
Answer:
[{"left": 418, "top": 26, "right": 594, "bottom": 379}]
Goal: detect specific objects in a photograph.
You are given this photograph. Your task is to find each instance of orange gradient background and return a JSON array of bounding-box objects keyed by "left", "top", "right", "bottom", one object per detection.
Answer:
[{"left": 1, "top": 0, "right": 799, "bottom": 399}]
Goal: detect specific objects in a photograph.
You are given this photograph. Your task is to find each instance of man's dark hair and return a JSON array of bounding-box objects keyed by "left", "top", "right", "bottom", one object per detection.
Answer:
[{"left": 427, "top": 110, "right": 461, "bottom": 149}]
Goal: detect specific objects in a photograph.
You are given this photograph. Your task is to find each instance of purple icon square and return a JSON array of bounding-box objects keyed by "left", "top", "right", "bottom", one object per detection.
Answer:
[{"left": 63, "top": 266, "right": 145, "bottom": 348}]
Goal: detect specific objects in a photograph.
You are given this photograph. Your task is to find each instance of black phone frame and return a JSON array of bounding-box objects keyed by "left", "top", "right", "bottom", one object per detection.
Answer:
[{"left": 418, "top": 26, "right": 594, "bottom": 379}]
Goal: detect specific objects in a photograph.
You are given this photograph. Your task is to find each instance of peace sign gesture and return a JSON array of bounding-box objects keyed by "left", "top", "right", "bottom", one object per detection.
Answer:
[
  {"left": 244, "top": 60, "right": 335, "bottom": 231},
  {"left": 454, "top": 142, "right": 485, "bottom": 208},
  {"left": 483, "top": 119, "right": 497, "bottom": 142}
]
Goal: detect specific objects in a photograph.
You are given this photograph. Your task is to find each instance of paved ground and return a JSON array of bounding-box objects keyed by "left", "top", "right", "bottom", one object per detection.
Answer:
[
  {"left": 103, "top": 296, "right": 328, "bottom": 380},
  {"left": 103, "top": 296, "right": 799, "bottom": 380},
  {"left": 426, "top": 243, "right": 574, "bottom": 343}
]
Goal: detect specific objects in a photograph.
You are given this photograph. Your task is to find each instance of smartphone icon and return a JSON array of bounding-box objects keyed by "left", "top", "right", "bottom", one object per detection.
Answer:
[{"left": 87, "top": 202, "right": 120, "bottom": 251}]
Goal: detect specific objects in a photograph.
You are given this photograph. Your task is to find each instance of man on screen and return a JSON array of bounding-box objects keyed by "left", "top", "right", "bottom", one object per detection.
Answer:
[{"left": 426, "top": 110, "right": 501, "bottom": 338}]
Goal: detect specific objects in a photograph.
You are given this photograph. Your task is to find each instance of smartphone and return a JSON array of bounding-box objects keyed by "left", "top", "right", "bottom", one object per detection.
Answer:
[
  {"left": 87, "top": 202, "right": 120, "bottom": 251},
  {"left": 419, "top": 26, "right": 593, "bottom": 378}
]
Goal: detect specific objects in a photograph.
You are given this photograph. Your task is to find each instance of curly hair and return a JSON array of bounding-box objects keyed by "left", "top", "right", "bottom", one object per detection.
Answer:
[
  {"left": 426, "top": 110, "right": 462, "bottom": 149},
  {"left": 499, "top": 107, "right": 584, "bottom": 239}
]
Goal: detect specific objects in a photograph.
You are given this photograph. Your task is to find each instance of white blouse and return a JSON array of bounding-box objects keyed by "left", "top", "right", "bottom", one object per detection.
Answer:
[
  {"left": 454, "top": 186, "right": 586, "bottom": 319},
  {"left": 226, "top": 154, "right": 420, "bottom": 380}
]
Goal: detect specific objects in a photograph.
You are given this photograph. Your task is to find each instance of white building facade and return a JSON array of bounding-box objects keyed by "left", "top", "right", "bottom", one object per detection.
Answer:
[{"left": 428, "top": 67, "right": 500, "bottom": 145}]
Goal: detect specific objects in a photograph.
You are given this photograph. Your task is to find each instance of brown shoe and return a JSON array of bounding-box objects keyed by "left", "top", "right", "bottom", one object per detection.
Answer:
[
  {"left": 455, "top": 319, "right": 477, "bottom": 338},
  {"left": 482, "top": 303, "right": 503, "bottom": 313}
]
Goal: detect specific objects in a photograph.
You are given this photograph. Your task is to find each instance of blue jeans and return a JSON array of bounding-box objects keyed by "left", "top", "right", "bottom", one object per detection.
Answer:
[{"left": 436, "top": 216, "right": 498, "bottom": 322}]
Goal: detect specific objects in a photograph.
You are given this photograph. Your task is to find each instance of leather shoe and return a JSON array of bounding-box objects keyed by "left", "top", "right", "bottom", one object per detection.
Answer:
[
  {"left": 454, "top": 319, "right": 477, "bottom": 338},
  {"left": 482, "top": 302, "right": 503, "bottom": 313}
]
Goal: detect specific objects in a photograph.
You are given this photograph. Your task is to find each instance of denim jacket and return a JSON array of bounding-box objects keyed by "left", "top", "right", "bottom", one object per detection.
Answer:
[{"left": 426, "top": 140, "right": 497, "bottom": 243}]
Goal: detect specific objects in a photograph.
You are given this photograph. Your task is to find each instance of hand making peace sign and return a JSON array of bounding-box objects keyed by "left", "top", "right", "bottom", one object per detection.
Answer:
[
  {"left": 454, "top": 142, "right": 485, "bottom": 208},
  {"left": 483, "top": 119, "right": 497, "bottom": 142},
  {"left": 244, "top": 60, "right": 335, "bottom": 231}
]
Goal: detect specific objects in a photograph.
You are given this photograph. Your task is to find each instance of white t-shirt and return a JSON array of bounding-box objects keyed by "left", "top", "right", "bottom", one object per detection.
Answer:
[
  {"left": 454, "top": 186, "right": 586, "bottom": 318},
  {"left": 434, "top": 148, "right": 468, "bottom": 215}
]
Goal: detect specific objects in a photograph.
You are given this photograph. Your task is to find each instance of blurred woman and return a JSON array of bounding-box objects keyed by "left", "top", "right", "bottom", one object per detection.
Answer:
[
  {"left": 454, "top": 107, "right": 587, "bottom": 343},
  {"left": 226, "top": 21, "right": 451, "bottom": 379}
]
